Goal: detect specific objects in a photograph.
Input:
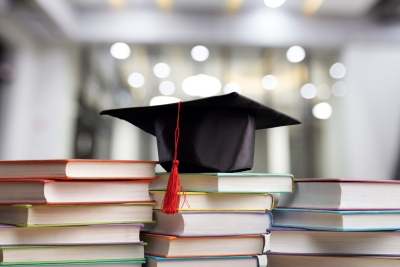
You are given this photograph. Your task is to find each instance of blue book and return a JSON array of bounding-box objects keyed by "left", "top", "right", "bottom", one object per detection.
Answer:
[
  {"left": 272, "top": 208, "right": 400, "bottom": 231},
  {"left": 268, "top": 227, "right": 400, "bottom": 255},
  {"left": 145, "top": 255, "right": 259, "bottom": 267}
]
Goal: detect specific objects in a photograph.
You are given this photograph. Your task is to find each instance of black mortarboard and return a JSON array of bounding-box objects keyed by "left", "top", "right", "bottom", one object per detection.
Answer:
[{"left": 100, "top": 92, "right": 300, "bottom": 213}]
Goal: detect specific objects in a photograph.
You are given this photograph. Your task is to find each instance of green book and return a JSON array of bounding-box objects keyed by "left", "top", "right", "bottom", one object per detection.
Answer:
[
  {"left": 0, "top": 204, "right": 155, "bottom": 227},
  {"left": 151, "top": 173, "right": 294, "bottom": 193},
  {"left": 0, "top": 244, "right": 145, "bottom": 265}
]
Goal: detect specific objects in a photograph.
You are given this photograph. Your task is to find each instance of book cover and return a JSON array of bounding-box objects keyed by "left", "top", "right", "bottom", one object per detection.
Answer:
[
  {"left": 0, "top": 159, "right": 158, "bottom": 179},
  {"left": 272, "top": 208, "right": 400, "bottom": 231},
  {"left": 151, "top": 173, "right": 294, "bottom": 193},
  {"left": 0, "top": 203, "right": 155, "bottom": 227},
  {"left": 150, "top": 191, "right": 274, "bottom": 211}
]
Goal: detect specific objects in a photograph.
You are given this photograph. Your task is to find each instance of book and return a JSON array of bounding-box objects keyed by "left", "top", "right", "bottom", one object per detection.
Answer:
[
  {"left": 141, "top": 233, "right": 265, "bottom": 257},
  {"left": 0, "top": 244, "right": 145, "bottom": 264},
  {"left": 272, "top": 208, "right": 400, "bottom": 231},
  {"left": 144, "top": 211, "right": 271, "bottom": 236},
  {"left": 267, "top": 254, "right": 400, "bottom": 267},
  {"left": 0, "top": 224, "right": 142, "bottom": 245},
  {"left": 144, "top": 255, "right": 259, "bottom": 267},
  {"left": 150, "top": 173, "right": 293, "bottom": 193},
  {"left": 151, "top": 191, "right": 274, "bottom": 211},
  {"left": 0, "top": 261, "right": 145, "bottom": 267},
  {"left": 0, "top": 203, "right": 154, "bottom": 226},
  {"left": 268, "top": 227, "right": 400, "bottom": 255},
  {"left": 0, "top": 159, "right": 157, "bottom": 179},
  {"left": 277, "top": 178, "right": 400, "bottom": 210},
  {"left": 0, "top": 180, "right": 154, "bottom": 204}
]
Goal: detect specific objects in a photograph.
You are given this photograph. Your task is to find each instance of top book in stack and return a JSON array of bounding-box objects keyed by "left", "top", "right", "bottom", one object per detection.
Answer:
[{"left": 0, "top": 159, "right": 157, "bottom": 179}]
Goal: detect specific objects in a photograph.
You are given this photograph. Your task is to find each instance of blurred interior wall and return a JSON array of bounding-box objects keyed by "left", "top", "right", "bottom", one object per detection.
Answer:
[
  {"left": 0, "top": 14, "right": 79, "bottom": 160},
  {"left": 322, "top": 42, "right": 400, "bottom": 180}
]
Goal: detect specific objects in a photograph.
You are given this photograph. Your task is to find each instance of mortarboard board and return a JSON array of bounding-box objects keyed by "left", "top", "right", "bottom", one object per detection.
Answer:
[{"left": 100, "top": 92, "right": 300, "bottom": 213}]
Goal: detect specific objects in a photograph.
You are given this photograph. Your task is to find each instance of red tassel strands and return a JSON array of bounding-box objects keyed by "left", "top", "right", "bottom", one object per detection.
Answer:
[{"left": 161, "top": 101, "right": 189, "bottom": 214}]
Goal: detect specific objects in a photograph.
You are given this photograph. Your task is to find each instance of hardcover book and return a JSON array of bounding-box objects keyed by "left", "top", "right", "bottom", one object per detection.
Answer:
[
  {"left": 267, "top": 254, "right": 400, "bottom": 267},
  {"left": 268, "top": 227, "right": 400, "bottom": 255},
  {"left": 144, "top": 255, "right": 259, "bottom": 267},
  {"left": 0, "top": 203, "right": 154, "bottom": 226},
  {"left": 0, "top": 261, "right": 145, "bottom": 267},
  {"left": 151, "top": 191, "right": 274, "bottom": 211},
  {"left": 277, "top": 178, "right": 400, "bottom": 210},
  {"left": 0, "top": 244, "right": 145, "bottom": 264},
  {"left": 0, "top": 159, "right": 157, "bottom": 179},
  {"left": 150, "top": 173, "right": 294, "bottom": 193},
  {"left": 0, "top": 224, "right": 142, "bottom": 245},
  {"left": 144, "top": 211, "right": 271, "bottom": 236},
  {"left": 141, "top": 233, "right": 265, "bottom": 257},
  {"left": 0, "top": 180, "right": 154, "bottom": 204},
  {"left": 272, "top": 208, "right": 400, "bottom": 231}
]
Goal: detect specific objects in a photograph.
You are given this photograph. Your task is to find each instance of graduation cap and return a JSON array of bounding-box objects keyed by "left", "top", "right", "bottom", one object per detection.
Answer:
[{"left": 100, "top": 92, "right": 300, "bottom": 213}]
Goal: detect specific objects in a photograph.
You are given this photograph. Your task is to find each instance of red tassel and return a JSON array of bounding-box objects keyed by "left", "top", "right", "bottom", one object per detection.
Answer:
[{"left": 161, "top": 102, "right": 189, "bottom": 214}]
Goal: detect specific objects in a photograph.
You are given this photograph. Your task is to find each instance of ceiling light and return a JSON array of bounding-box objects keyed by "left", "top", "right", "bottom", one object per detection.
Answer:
[
  {"left": 159, "top": 81, "right": 175, "bottom": 95},
  {"left": 286, "top": 46, "right": 306, "bottom": 63},
  {"left": 110, "top": 42, "right": 130, "bottom": 60},
  {"left": 127, "top": 73, "right": 145, "bottom": 88},
  {"left": 153, "top": 63, "right": 171, "bottom": 78},
  {"left": 312, "top": 102, "right": 332, "bottom": 119},
  {"left": 264, "top": 0, "right": 285, "bottom": 8},
  {"left": 191, "top": 46, "right": 209, "bottom": 62},
  {"left": 262, "top": 75, "right": 278, "bottom": 90}
]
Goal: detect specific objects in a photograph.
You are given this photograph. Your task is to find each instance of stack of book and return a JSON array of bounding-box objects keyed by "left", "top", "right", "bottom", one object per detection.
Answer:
[
  {"left": 0, "top": 159, "right": 158, "bottom": 267},
  {"left": 267, "top": 178, "right": 400, "bottom": 267},
  {"left": 141, "top": 172, "right": 294, "bottom": 267}
]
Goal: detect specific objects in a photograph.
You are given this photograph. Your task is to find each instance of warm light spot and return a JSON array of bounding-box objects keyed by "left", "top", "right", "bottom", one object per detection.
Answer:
[
  {"left": 303, "top": 0, "right": 324, "bottom": 15},
  {"left": 313, "top": 102, "right": 332, "bottom": 119}
]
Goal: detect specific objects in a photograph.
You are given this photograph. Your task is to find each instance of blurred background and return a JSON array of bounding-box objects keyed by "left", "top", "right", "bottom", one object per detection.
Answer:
[{"left": 1, "top": 0, "right": 400, "bottom": 179}]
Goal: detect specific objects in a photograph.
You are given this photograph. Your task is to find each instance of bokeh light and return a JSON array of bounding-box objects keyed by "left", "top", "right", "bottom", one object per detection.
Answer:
[
  {"left": 150, "top": 96, "right": 181, "bottom": 106},
  {"left": 300, "top": 83, "right": 317, "bottom": 99},
  {"left": 264, "top": 0, "right": 285, "bottom": 8},
  {"left": 182, "top": 74, "right": 221, "bottom": 97},
  {"left": 159, "top": 81, "right": 175, "bottom": 95},
  {"left": 110, "top": 42, "right": 131, "bottom": 59},
  {"left": 262, "top": 75, "right": 278, "bottom": 90},
  {"left": 127, "top": 73, "right": 145, "bottom": 88},
  {"left": 153, "top": 63, "right": 171, "bottom": 78},
  {"left": 191, "top": 46, "right": 209, "bottom": 62},
  {"left": 329, "top": 63, "right": 346, "bottom": 79},
  {"left": 286, "top": 46, "right": 306, "bottom": 63},
  {"left": 223, "top": 83, "right": 242, "bottom": 94},
  {"left": 332, "top": 81, "right": 347, "bottom": 97},
  {"left": 312, "top": 102, "right": 332, "bottom": 119}
]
